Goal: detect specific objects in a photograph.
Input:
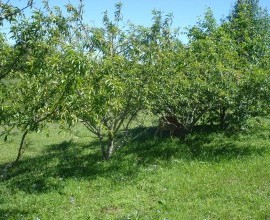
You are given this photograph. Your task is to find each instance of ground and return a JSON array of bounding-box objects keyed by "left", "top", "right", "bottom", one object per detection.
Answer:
[{"left": 1, "top": 118, "right": 270, "bottom": 219}]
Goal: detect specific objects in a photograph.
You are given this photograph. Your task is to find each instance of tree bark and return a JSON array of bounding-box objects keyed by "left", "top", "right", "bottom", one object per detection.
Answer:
[
  {"left": 98, "top": 135, "right": 107, "bottom": 160},
  {"left": 220, "top": 106, "right": 226, "bottom": 129},
  {"left": 105, "top": 139, "right": 114, "bottom": 160},
  {"left": 14, "top": 129, "right": 29, "bottom": 163}
]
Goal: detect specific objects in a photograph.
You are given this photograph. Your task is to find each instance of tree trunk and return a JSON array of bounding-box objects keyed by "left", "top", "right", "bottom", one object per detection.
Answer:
[
  {"left": 101, "top": 145, "right": 107, "bottom": 160},
  {"left": 99, "top": 133, "right": 115, "bottom": 160},
  {"left": 220, "top": 106, "right": 226, "bottom": 129},
  {"left": 98, "top": 135, "right": 107, "bottom": 160},
  {"left": 14, "top": 129, "right": 29, "bottom": 163},
  {"left": 1, "top": 129, "right": 28, "bottom": 179},
  {"left": 105, "top": 138, "right": 114, "bottom": 160}
]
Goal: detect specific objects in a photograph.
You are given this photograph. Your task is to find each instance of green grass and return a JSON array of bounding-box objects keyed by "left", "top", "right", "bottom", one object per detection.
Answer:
[{"left": 1, "top": 118, "right": 270, "bottom": 219}]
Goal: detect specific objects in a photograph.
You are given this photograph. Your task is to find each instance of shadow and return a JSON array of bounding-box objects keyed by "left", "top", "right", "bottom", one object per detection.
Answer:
[
  {"left": 184, "top": 124, "right": 267, "bottom": 161},
  {"left": 0, "top": 124, "right": 268, "bottom": 195},
  {"left": 184, "top": 132, "right": 266, "bottom": 161},
  {"left": 118, "top": 126, "right": 188, "bottom": 164},
  {"left": 119, "top": 124, "right": 267, "bottom": 164},
  {"left": 0, "top": 140, "right": 102, "bottom": 194},
  {"left": 0, "top": 137, "right": 143, "bottom": 194},
  {"left": 0, "top": 209, "right": 30, "bottom": 220},
  {"left": 0, "top": 194, "right": 31, "bottom": 219}
]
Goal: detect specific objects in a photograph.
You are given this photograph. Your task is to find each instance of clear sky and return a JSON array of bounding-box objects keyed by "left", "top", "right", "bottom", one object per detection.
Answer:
[
  {"left": 73, "top": 0, "right": 270, "bottom": 42},
  {"left": 3, "top": 0, "right": 270, "bottom": 43},
  {"left": 8, "top": 0, "right": 270, "bottom": 27},
  {"left": 81, "top": 0, "right": 270, "bottom": 28}
]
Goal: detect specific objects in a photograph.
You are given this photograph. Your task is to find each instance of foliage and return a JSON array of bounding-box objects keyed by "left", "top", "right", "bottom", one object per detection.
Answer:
[
  {"left": 184, "top": 3, "right": 270, "bottom": 129},
  {"left": 222, "top": 0, "right": 270, "bottom": 123},
  {"left": 227, "top": 0, "right": 270, "bottom": 67},
  {"left": 1, "top": 0, "right": 270, "bottom": 161},
  {"left": 149, "top": 8, "right": 239, "bottom": 133},
  {"left": 0, "top": 1, "right": 85, "bottom": 163},
  {"left": 68, "top": 3, "right": 150, "bottom": 160},
  {"left": 0, "top": 0, "right": 33, "bottom": 26}
]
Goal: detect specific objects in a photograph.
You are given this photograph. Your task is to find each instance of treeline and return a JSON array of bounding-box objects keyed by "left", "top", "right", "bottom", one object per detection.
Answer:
[{"left": 0, "top": 0, "right": 270, "bottom": 160}]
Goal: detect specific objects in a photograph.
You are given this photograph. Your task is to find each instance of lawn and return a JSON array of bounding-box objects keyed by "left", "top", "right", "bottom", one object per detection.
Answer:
[{"left": 1, "top": 118, "right": 270, "bottom": 219}]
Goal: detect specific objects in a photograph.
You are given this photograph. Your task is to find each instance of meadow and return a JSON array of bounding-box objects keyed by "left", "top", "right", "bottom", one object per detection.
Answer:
[{"left": 1, "top": 117, "right": 270, "bottom": 219}]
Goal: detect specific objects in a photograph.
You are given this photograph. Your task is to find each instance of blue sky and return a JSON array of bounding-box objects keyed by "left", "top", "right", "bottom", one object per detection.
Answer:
[
  {"left": 81, "top": 0, "right": 270, "bottom": 28},
  {"left": 8, "top": 0, "right": 270, "bottom": 28},
  {"left": 83, "top": 0, "right": 239, "bottom": 27},
  {"left": 74, "top": 0, "right": 270, "bottom": 42},
  {"left": 3, "top": 0, "right": 270, "bottom": 42}
]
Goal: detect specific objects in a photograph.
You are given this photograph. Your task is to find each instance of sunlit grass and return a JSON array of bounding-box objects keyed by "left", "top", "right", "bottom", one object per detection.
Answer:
[{"left": 1, "top": 117, "right": 270, "bottom": 219}]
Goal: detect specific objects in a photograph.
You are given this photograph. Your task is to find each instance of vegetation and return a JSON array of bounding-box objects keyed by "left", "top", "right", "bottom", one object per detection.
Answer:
[
  {"left": 1, "top": 0, "right": 270, "bottom": 218},
  {"left": 1, "top": 0, "right": 270, "bottom": 159}
]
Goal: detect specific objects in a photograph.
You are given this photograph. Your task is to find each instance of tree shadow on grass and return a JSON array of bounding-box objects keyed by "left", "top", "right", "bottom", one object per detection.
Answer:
[
  {"left": 0, "top": 137, "right": 143, "bottom": 194},
  {"left": 186, "top": 124, "right": 268, "bottom": 160},
  {"left": 0, "top": 125, "right": 268, "bottom": 195},
  {"left": 0, "top": 189, "right": 31, "bottom": 219},
  {"left": 119, "top": 124, "right": 268, "bottom": 164},
  {"left": 0, "top": 208, "right": 30, "bottom": 220}
]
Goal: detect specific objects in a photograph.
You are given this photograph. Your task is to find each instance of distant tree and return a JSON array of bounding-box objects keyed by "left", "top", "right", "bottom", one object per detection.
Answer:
[
  {"left": 226, "top": 0, "right": 270, "bottom": 67},
  {"left": 223, "top": 0, "right": 270, "bottom": 123}
]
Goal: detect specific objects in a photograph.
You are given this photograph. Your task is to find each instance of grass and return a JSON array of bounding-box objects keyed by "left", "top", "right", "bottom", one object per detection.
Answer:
[{"left": 1, "top": 117, "right": 270, "bottom": 219}]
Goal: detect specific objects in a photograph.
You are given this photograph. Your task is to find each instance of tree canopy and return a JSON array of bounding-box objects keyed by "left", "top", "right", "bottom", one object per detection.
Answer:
[{"left": 1, "top": 0, "right": 270, "bottom": 161}]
